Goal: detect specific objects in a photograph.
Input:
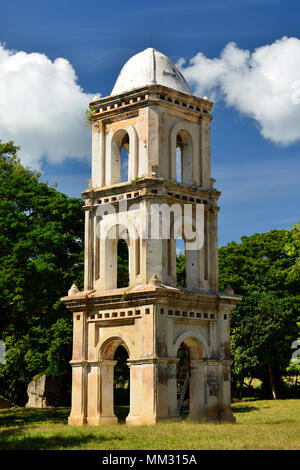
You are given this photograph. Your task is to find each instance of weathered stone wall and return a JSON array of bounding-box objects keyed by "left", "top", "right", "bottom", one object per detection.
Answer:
[
  {"left": 25, "top": 375, "right": 61, "bottom": 408},
  {"left": 62, "top": 82, "right": 240, "bottom": 426}
]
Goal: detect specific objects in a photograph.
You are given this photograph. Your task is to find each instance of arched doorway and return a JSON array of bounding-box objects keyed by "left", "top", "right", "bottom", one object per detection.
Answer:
[
  {"left": 175, "top": 336, "right": 206, "bottom": 421},
  {"left": 110, "top": 129, "right": 130, "bottom": 184},
  {"left": 99, "top": 337, "right": 131, "bottom": 423},
  {"left": 102, "top": 224, "right": 131, "bottom": 290},
  {"left": 176, "top": 342, "right": 190, "bottom": 417},
  {"left": 114, "top": 345, "right": 130, "bottom": 422},
  {"left": 176, "top": 130, "right": 193, "bottom": 185}
]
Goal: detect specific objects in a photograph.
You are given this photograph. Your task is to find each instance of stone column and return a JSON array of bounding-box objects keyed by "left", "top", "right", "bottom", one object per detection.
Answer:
[
  {"left": 93, "top": 215, "right": 100, "bottom": 285},
  {"left": 68, "top": 363, "right": 87, "bottom": 425},
  {"left": 198, "top": 235, "right": 205, "bottom": 288},
  {"left": 205, "top": 361, "right": 220, "bottom": 421},
  {"left": 126, "top": 360, "right": 155, "bottom": 425},
  {"left": 204, "top": 207, "right": 210, "bottom": 288},
  {"left": 155, "top": 358, "right": 170, "bottom": 420},
  {"left": 193, "top": 125, "right": 200, "bottom": 186},
  {"left": 218, "top": 361, "right": 235, "bottom": 423},
  {"left": 91, "top": 127, "right": 101, "bottom": 187},
  {"left": 84, "top": 208, "right": 94, "bottom": 291},
  {"left": 68, "top": 311, "right": 88, "bottom": 425},
  {"left": 188, "top": 359, "right": 205, "bottom": 421},
  {"left": 200, "top": 116, "right": 211, "bottom": 188},
  {"left": 126, "top": 362, "right": 142, "bottom": 424},
  {"left": 209, "top": 208, "right": 218, "bottom": 291},
  {"left": 100, "top": 123, "right": 106, "bottom": 187},
  {"left": 87, "top": 364, "right": 100, "bottom": 425},
  {"left": 167, "top": 358, "right": 180, "bottom": 419},
  {"left": 99, "top": 360, "right": 118, "bottom": 424},
  {"left": 186, "top": 248, "right": 199, "bottom": 290}
]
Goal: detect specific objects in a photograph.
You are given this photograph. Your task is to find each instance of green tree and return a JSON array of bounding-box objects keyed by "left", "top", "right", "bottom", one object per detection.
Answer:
[
  {"left": 0, "top": 140, "right": 84, "bottom": 404},
  {"left": 284, "top": 223, "right": 300, "bottom": 389},
  {"left": 176, "top": 252, "right": 186, "bottom": 287},
  {"left": 117, "top": 239, "right": 129, "bottom": 288},
  {"left": 231, "top": 291, "right": 294, "bottom": 399},
  {"left": 219, "top": 227, "right": 300, "bottom": 399}
]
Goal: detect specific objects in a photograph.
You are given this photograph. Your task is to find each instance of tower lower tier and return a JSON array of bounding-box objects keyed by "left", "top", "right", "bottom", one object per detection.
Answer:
[{"left": 62, "top": 285, "right": 239, "bottom": 425}]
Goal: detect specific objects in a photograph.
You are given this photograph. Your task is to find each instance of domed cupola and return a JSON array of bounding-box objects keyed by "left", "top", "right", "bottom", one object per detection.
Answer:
[{"left": 111, "top": 47, "right": 191, "bottom": 95}]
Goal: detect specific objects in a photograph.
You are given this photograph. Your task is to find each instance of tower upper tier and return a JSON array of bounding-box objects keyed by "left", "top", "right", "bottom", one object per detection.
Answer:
[{"left": 111, "top": 48, "right": 191, "bottom": 96}]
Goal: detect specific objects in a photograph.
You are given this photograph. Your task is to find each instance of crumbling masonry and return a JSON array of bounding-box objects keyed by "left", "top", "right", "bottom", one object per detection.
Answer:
[{"left": 62, "top": 48, "right": 240, "bottom": 425}]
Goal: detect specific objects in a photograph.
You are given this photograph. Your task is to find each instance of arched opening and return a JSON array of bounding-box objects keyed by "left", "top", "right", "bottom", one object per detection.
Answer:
[
  {"left": 99, "top": 337, "right": 131, "bottom": 423},
  {"left": 176, "top": 238, "right": 186, "bottom": 287},
  {"left": 103, "top": 223, "right": 136, "bottom": 290},
  {"left": 113, "top": 345, "right": 130, "bottom": 422},
  {"left": 120, "top": 134, "right": 129, "bottom": 182},
  {"left": 176, "top": 343, "right": 190, "bottom": 418},
  {"left": 110, "top": 129, "right": 130, "bottom": 184},
  {"left": 117, "top": 238, "right": 129, "bottom": 288},
  {"left": 175, "top": 336, "right": 205, "bottom": 420},
  {"left": 135, "top": 237, "right": 140, "bottom": 276},
  {"left": 176, "top": 146, "right": 182, "bottom": 183},
  {"left": 176, "top": 130, "right": 193, "bottom": 184},
  {"left": 175, "top": 215, "right": 199, "bottom": 290}
]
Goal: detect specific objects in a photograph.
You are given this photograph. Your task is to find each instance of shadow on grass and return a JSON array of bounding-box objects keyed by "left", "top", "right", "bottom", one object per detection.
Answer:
[
  {"left": 233, "top": 406, "right": 258, "bottom": 413},
  {"left": 0, "top": 407, "right": 127, "bottom": 450},
  {"left": 0, "top": 407, "right": 70, "bottom": 427},
  {"left": 0, "top": 429, "right": 125, "bottom": 450}
]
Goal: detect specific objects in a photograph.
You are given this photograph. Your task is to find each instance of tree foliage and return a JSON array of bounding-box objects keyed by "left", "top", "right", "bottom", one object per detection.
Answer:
[
  {"left": 0, "top": 139, "right": 298, "bottom": 403},
  {"left": 176, "top": 253, "right": 186, "bottom": 288},
  {"left": 219, "top": 227, "right": 300, "bottom": 398},
  {"left": 0, "top": 141, "right": 84, "bottom": 404},
  {"left": 117, "top": 239, "right": 129, "bottom": 288}
]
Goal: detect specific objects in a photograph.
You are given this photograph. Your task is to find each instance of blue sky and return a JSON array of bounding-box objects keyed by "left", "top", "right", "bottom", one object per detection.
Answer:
[{"left": 1, "top": 0, "right": 299, "bottom": 246}]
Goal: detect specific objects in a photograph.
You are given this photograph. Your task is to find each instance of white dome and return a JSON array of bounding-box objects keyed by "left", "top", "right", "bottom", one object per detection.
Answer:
[{"left": 111, "top": 48, "right": 191, "bottom": 95}]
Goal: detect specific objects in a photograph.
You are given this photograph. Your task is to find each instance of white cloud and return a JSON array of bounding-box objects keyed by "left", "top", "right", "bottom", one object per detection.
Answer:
[
  {"left": 0, "top": 43, "right": 96, "bottom": 169},
  {"left": 178, "top": 37, "right": 300, "bottom": 145}
]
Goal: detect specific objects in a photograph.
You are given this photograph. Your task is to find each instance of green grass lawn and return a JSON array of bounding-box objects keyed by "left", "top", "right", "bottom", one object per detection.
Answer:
[{"left": 0, "top": 399, "right": 299, "bottom": 450}]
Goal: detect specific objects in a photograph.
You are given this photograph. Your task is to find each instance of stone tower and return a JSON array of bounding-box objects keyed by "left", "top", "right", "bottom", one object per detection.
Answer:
[{"left": 62, "top": 48, "right": 239, "bottom": 425}]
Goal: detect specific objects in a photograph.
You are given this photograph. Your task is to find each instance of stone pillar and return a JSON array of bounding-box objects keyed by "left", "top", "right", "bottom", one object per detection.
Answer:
[
  {"left": 68, "top": 310, "right": 88, "bottom": 425},
  {"left": 126, "top": 360, "right": 155, "bottom": 425},
  {"left": 209, "top": 209, "right": 218, "bottom": 291},
  {"left": 128, "top": 126, "right": 138, "bottom": 181},
  {"left": 193, "top": 126, "right": 200, "bottom": 186},
  {"left": 91, "top": 127, "right": 101, "bottom": 188},
  {"left": 126, "top": 362, "right": 141, "bottom": 424},
  {"left": 68, "top": 363, "right": 87, "bottom": 425},
  {"left": 200, "top": 116, "right": 211, "bottom": 188},
  {"left": 100, "top": 123, "right": 106, "bottom": 187},
  {"left": 99, "top": 360, "right": 118, "bottom": 424},
  {"left": 186, "top": 248, "right": 199, "bottom": 290},
  {"left": 188, "top": 359, "right": 205, "bottom": 421},
  {"left": 84, "top": 208, "right": 93, "bottom": 290},
  {"left": 198, "top": 235, "right": 205, "bottom": 288},
  {"left": 155, "top": 358, "right": 170, "bottom": 420},
  {"left": 87, "top": 364, "right": 100, "bottom": 424},
  {"left": 204, "top": 207, "right": 210, "bottom": 288},
  {"left": 218, "top": 361, "right": 235, "bottom": 423},
  {"left": 167, "top": 359, "right": 180, "bottom": 419},
  {"left": 206, "top": 361, "right": 219, "bottom": 421},
  {"left": 93, "top": 215, "right": 100, "bottom": 284},
  {"left": 127, "top": 358, "right": 173, "bottom": 425},
  {"left": 145, "top": 238, "right": 164, "bottom": 284}
]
